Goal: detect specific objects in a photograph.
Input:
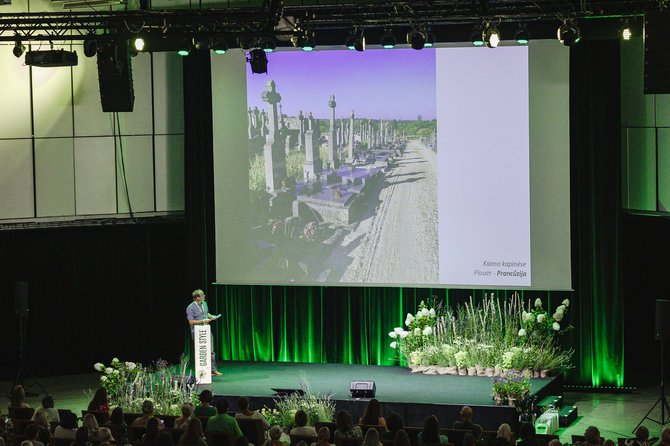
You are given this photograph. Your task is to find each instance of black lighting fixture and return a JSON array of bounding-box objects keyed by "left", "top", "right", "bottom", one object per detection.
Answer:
[
  {"left": 212, "top": 38, "right": 228, "bottom": 55},
  {"left": 345, "top": 29, "right": 365, "bottom": 51},
  {"left": 13, "top": 39, "right": 25, "bottom": 58},
  {"left": 471, "top": 26, "right": 484, "bottom": 46},
  {"left": 557, "top": 20, "right": 581, "bottom": 46},
  {"left": 177, "top": 39, "right": 192, "bottom": 56},
  {"left": 247, "top": 48, "right": 268, "bottom": 74},
  {"left": 380, "top": 29, "right": 396, "bottom": 49},
  {"left": 514, "top": 23, "right": 530, "bottom": 45},
  {"left": 193, "top": 37, "right": 212, "bottom": 51},
  {"left": 424, "top": 30, "right": 435, "bottom": 48},
  {"left": 83, "top": 37, "right": 97, "bottom": 57},
  {"left": 407, "top": 28, "right": 427, "bottom": 50},
  {"left": 259, "top": 37, "right": 276, "bottom": 53},
  {"left": 297, "top": 33, "right": 316, "bottom": 51},
  {"left": 483, "top": 23, "right": 500, "bottom": 48}
]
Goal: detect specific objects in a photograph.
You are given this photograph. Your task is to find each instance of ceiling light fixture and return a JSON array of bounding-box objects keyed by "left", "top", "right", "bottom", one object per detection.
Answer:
[{"left": 557, "top": 20, "right": 581, "bottom": 46}]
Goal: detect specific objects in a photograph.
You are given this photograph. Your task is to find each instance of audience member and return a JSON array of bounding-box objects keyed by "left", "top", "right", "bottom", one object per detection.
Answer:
[
  {"left": 205, "top": 398, "right": 242, "bottom": 436},
  {"left": 54, "top": 412, "right": 78, "bottom": 440},
  {"left": 382, "top": 412, "right": 403, "bottom": 441},
  {"left": 82, "top": 414, "right": 99, "bottom": 434},
  {"left": 392, "top": 430, "right": 410, "bottom": 446},
  {"left": 105, "top": 407, "right": 128, "bottom": 446},
  {"left": 463, "top": 435, "right": 476, "bottom": 446},
  {"left": 584, "top": 426, "right": 601, "bottom": 446},
  {"left": 295, "top": 441, "right": 309, "bottom": 446},
  {"left": 659, "top": 428, "right": 670, "bottom": 446},
  {"left": 234, "top": 437, "right": 251, "bottom": 446},
  {"left": 495, "top": 424, "right": 515, "bottom": 446},
  {"left": 334, "top": 410, "right": 361, "bottom": 439},
  {"left": 131, "top": 401, "right": 164, "bottom": 430},
  {"left": 0, "top": 416, "right": 13, "bottom": 442},
  {"left": 175, "top": 403, "right": 195, "bottom": 431},
  {"left": 603, "top": 440, "right": 615, "bottom": 446},
  {"left": 71, "top": 428, "right": 92, "bottom": 446},
  {"left": 547, "top": 440, "right": 561, "bottom": 446},
  {"left": 155, "top": 431, "right": 174, "bottom": 446},
  {"left": 625, "top": 427, "right": 652, "bottom": 446},
  {"left": 90, "top": 427, "right": 114, "bottom": 445},
  {"left": 263, "top": 425, "right": 288, "bottom": 446},
  {"left": 32, "top": 396, "right": 59, "bottom": 424},
  {"left": 32, "top": 411, "right": 52, "bottom": 445},
  {"left": 360, "top": 399, "right": 387, "bottom": 430},
  {"left": 235, "top": 397, "right": 270, "bottom": 430},
  {"left": 87, "top": 389, "right": 109, "bottom": 413},
  {"left": 9, "top": 386, "right": 30, "bottom": 410},
  {"left": 363, "top": 428, "right": 383, "bottom": 446},
  {"left": 179, "top": 418, "right": 207, "bottom": 446},
  {"left": 24, "top": 424, "right": 45, "bottom": 446},
  {"left": 194, "top": 390, "right": 216, "bottom": 417},
  {"left": 290, "top": 410, "right": 317, "bottom": 436},
  {"left": 452, "top": 407, "right": 483, "bottom": 441},
  {"left": 417, "top": 415, "right": 447, "bottom": 445},
  {"left": 142, "top": 417, "right": 161, "bottom": 445},
  {"left": 311, "top": 427, "right": 333, "bottom": 446},
  {"left": 516, "top": 422, "right": 544, "bottom": 446}
]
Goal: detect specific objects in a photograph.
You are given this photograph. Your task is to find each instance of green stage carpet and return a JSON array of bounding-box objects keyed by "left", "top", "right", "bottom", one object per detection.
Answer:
[{"left": 204, "top": 361, "right": 555, "bottom": 406}]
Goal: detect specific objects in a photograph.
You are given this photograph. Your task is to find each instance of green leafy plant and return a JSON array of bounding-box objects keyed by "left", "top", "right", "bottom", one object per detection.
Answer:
[
  {"left": 273, "top": 373, "right": 335, "bottom": 428},
  {"left": 492, "top": 369, "right": 530, "bottom": 403}
]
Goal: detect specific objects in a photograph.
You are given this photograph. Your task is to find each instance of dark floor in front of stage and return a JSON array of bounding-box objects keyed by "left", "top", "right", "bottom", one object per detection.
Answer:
[{"left": 1, "top": 364, "right": 666, "bottom": 442}]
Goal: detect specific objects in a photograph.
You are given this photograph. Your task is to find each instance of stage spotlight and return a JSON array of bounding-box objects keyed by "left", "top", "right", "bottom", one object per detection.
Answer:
[
  {"left": 298, "top": 34, "right": 316, "bottom": 51},
  {"left": 13, "top": 40, "right": 25, "bottom": 58},
  {"left": 345, "top": 29, "right": 365, "bottom": 51},
  {"left": 260, "top": 38, "right": 276, "bottom": 53},
  {"left": 424, "top": 31, "right": 435, "bottom": 48},
  {"left": 407, "top": 28, "right": 426, "bottom": 50},
  {"left": 212, "top": 38, "right": 228, "bottom": 54},
  {"left": 557, "top": 20, "right": 581, "bottom": 46},
  {"left": 193, "top": 37, "right": 212, "bottom": 51},
  {"left": 83, "top": 38, "right": 97, "bottom": 57},
  {"left": 133, "top": 38, "right": 145, "bottom": 52},
  {"left": 514, "top": 23, "right": 530, "bottom": 45},
  {"left": 247, "top": 48, "right": 268, "bottom": 74},
  {"left": 483, "top": 24, "right": 500, "bottom": 48},
  {"left": 237, "top": 37, "right": 254, "bottom": 51},
  {"left": 380, "top": 29, "right": 396, "bottom": 49},
  {"left": 177, "top": 39, "right": 192, "bottom": 56},
  {"left": 471, "top": 28, "right": 484, "bottom": 46},
  {"left": 621, "top": 20, "right": 632, "bottom": 40}
]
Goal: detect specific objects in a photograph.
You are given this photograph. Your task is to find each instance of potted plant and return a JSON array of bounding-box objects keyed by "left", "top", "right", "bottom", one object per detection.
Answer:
[{"left": 492, "top": 369, "right": 530, "bottom": 406}]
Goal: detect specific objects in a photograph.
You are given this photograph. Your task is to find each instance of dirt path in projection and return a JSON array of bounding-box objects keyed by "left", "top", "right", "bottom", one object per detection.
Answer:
[{"left": 341, "top": 140, "right": 439, "bottom": 284}]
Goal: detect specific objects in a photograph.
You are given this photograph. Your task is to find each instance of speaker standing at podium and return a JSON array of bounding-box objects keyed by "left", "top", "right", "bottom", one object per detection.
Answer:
[{"left": 186, "top": 289, "right": 222, "bottom": 376}]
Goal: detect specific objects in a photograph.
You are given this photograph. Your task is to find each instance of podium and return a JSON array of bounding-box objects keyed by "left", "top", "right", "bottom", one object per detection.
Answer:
[{"left": 194, "top": 324, "right": 212, "bottom": 384}]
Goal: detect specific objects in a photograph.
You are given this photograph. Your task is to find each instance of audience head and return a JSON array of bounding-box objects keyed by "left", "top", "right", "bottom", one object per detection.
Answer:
[
  {"left": 83, "top": 413, "right": 100, "bottom": 431},
  {"left": 34, "top": 411, "right": 49, "bottom": 429},
  {"left": 199, "top": 390, "right": 213, "bottom": 405},
  {"left": 296, "top": 442, "right": 309, "bottom": 446},
  {"left": 233, "top": 437, "right": 250, "bottom": 446},
  {"left": 110, "top": 407, "right": 124, "bottom": 425},
  {"left": 393, "top": 430, "right": 410, "bottom": 446},
  {"left": 519, "top": 422, "right": 535, "bottom": 440},
  {"left": 269, "top": 425, "right": 283, "bottom": 441},
  {"left": 584, "top": 426, "right": 601, "bottom": 445},
  {"left": 180, "top": 403, "right": 195, "bottom": 418},
  {"left": 363, "top": 427, "right": 381, "bottom": 446},
  {"left": 91, "top": 388, "right": 108, "bottom": 407},
  {"left": 183, "top": 418, "right": 204, "bottom": 442},
  {"left": 386, "top": 412, "right": 403, "bottom": 434},
  {"left": 497, "top": 424, "right": 513, "bottom": 441},
  {"left": 603, "top": 440, "right": 615, "bottom": 446},
  {"left": 459, "top": 406, "right": 473, "bottom": 422},
  {"left": 144, "top": 418, "right": 160, "bottom": 444},
  {"left": 661, "top": 427, "right": 670, "bottom": 445},
  {"left": 42, "top": 395, "right": 55, "bottom": 409},
  {"left": 75, "top": 427, "right": 90, "bottom": 445},
  {"left": 24, "top": 424, "right": 40, "bottom": 441},
  {"left": 317, "top": 427, "right": 330, "bottom": 444},
  {"left": 21, "top": 441, "right": 32, "bottom": 446},
  {"left": 421, "top": 415, "right": 441, "bottom": 444},
  {"left": 635, "top": 426, "right": 649, "bottom": 441},
  {"left": 142, "top": 400, "right": 155, "bottom": 416},
  {"left": 548, "top": 440, "right": 562, "bottom": 446},
  {"left": 62, "top": 412, "right": 79, "bottom": 430},
  {"left": 10, "top": 385, "right": 25, "bottom": 407},
  {"left": 335, "top": 410, "right": 354, "bottom": 432},
  {"left": 155, "top": 432, "right": 174, "bottom": 446},
  {"left": 361, "top": 399, "right": 383, "bottom": 425},
  {"left": 463, "top": 434, "right": 476, "bottom": 446},
  {"left": 237, "top": 397, "right": 250, "bottom": 412},
  {"left": 91, "top": 427, "right": 113, "bottom": 444},
  {"left": 216, "top": 398, "right": 229, "bottom": 414},
  {"left": 294, "top": 410, "right": 308, "bottom": 427}
]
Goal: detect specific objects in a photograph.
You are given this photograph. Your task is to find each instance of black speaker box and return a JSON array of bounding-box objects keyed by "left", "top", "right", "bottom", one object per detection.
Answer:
[
  {"left": 15, "top": 282, "right": 28, "bottom": 316},
  {"left": 644, "top": 14, "right": 670, "bottom": 94},
  {"left": 97, "top": 42, "right": 135, "bottom": 112},
  {"left": 655, "top": 299, "right": 670, "bottom": 341}
]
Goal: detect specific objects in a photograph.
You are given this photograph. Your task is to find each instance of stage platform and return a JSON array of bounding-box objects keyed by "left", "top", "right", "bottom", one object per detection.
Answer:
[{"left": 205, "top": 361, "right": 563, "bottom": 431}]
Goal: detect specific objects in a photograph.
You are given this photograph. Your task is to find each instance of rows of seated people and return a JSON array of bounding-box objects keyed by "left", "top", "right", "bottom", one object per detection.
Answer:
[{"left": 3, "top": 385, "right": 668, "bottom": 446}]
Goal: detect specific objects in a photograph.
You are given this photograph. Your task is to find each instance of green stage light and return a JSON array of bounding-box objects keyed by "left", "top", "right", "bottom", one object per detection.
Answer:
[
  {"left": 212, "top": 39, "right": 228, "bottom": 55},
  {"left": 514, "top": 24, "right": 530, "bottom": 45},
  {"left": 471, "top": 29, "right": 484, "bottom": 46},
  {"left": 380, "top": 30, "right": 396, "bottom": 49}
]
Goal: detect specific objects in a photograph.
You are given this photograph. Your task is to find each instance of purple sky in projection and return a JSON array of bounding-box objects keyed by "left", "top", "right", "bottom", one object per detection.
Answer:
[{"left": 246, "top": 48, "right": 436, "bottom": 121}]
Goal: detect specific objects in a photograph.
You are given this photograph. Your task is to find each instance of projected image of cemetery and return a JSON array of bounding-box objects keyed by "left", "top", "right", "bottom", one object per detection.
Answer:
[{"left": 246, "top": 50, "right": 438, "bottom": 285}]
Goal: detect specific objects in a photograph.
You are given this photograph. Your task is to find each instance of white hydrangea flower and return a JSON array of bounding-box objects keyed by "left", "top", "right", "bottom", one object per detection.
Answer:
[
  {"left": 101, "top": 376, "right": 107, "bottom": 382},
  {"left": 535, "top": 298, "right": 542, "bottom": 308},
  {"left": 399, "top": 331, "right": 409, "bottom": 339},
  {"left": 94, "top": 363, "right": 104, "bottom": 371},
  {"left": 388, "top": 331, "right": 398, "bottom": 339},
  {"left": 556, "top": 305, "right": 566, "bottom": 314},
  {"left": 414, "top": 328, "right": 421, "bottom": 335},
  {"left": 390, "top": 341, "right": 397, "bottom": 349},
  {"left": 112, "top": 358, "right": 120, "bottom": 363},
  {"left": 518, "top": 329, "right": 526, "bottom": 337},
  {"left": 428, "top": 308, "right": 436, "bottom": 318},
  {"left": 526, "top": 313, "right": 535, "bottom": 322},
  {"left": 420, "top": 308, "right": 430, "bottom": 317},
  {"left": 113, "top": 369, "right": 120, "bottom": 375},
  {"left": 405, "top": 313, "right": 414, "bottom": 327},
  {"left": 394, "top": 327, "right": 404, "bottom": 334},
  {"left": 422, "top": 326, "right": 433, "bottom": 336},
  {"left": 105, "top": 367, "right": 114, "bottom": 374},
  {"left": 537, "top": 314, "right": 545, "bottom": 323},
  {"left": 553, "top": 312, "right": 564, "bottom": 321},
  {"left": 125, "top": 362, "right": 136, "bottom": 370},
  {"left": 553, "top": 322, "right": 561, "bottom": 331},
  {"left": 562, "top": 299, "right": 570, "bottom": 307}
]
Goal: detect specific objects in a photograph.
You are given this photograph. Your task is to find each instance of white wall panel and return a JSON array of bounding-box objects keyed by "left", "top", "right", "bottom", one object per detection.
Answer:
[
  {"left": 153, "top": 52, "right": 185, "bottom": 134},
  {"left": 32, "top": 57, "right": 74, "bottom": 137},
  {"left": 622, "top": 127, "right": 657, "bottom": 211},
  {"left": 35, "top": 138, "right": 75, "bottom": 216},
  {"left": 73, "top": 52, "right": 115, "bottom": 137},
  {"left": 155, "top": 134, "right": 184, "bottom": 211},
  {"left": 0, "top": 139, "right": 34, "bottom": 218},
  {"left": 116, "top": 135, "right": 155, "bottom": 213},
  {"left": 74, "top": 137, "right": 117, "bottom": 214},
  {"left": 621, "top": 37, "right": 655, "bottom": 128},
  {"left": 656, "top": 94, "right": 670, "bottom": 128},
  {"left": 0, "top": 47, "right": 32, "bottom": 139},
  {"left": 117, "top": 53, "right": 153, "bottom": 135}
]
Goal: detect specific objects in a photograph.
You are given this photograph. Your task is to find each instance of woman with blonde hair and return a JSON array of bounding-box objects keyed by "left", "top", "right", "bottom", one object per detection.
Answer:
[
  {"left": 363, "top": 428, "right": 383, "bottom": 446},
  {"left": 82, "top": 413, "right": 99, "bottom": 434},
  {"left": 174, "top": 403, "right": 195, "bottom": 431},
  {"left": 495, "top": 424, "right": 514, "bottom": 446},
  {"left": 310, "top": 427, "right": 332, "bottom": 446},
  {"left": 179, "top": 418, "right": 207, "bottom": 446}
]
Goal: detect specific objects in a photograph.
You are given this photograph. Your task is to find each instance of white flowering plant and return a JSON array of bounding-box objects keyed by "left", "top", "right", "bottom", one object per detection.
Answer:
[
  {"left": 518, "top": 298, "right": 573, "bottom": 344},
  {"left": 273, "top": 373, "right": 335, "bottom": 428}
]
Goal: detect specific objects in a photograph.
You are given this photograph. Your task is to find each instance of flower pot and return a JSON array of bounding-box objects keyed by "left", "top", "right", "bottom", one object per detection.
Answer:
[
  {"left": 436, "top": 366, "right": 449, "bottom": 375},
  {"left": 494, "top": 367, "right": 502, "bottom": 377},
  {"left": 485, "top": 367, "right": 495, "bottom": 377},
  {"left": 424, "top": 366, "right": 438, "bottom": 375},
  {"left": 493, "top": 395, "right": 505, "bottom": 405},
  {"left": 446, "top": 366, "right": 457, "bottom": 375},
  {"left": 508, "top": 397, "right": 517, "bottom": 407},
  {"left": 540, "top": 369, "right": 550, "bottom": 378},
  {"left": 412, "top": 365, "right": 428, "bottom": 373},
  {"left": 467, "top": 366, "right": 477, "bottom": 376},
  {"left": 475, "top": 365, "right": 486, "bottom": 376},
  {"left": 458, "top": 367, "right": 467, "bottom": 376},
  {"left": 532, "top": 370, "right": 540, "bottom": 378},
  {"left": 522, "top": 369, "right": 532, "bottom": 378}
]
